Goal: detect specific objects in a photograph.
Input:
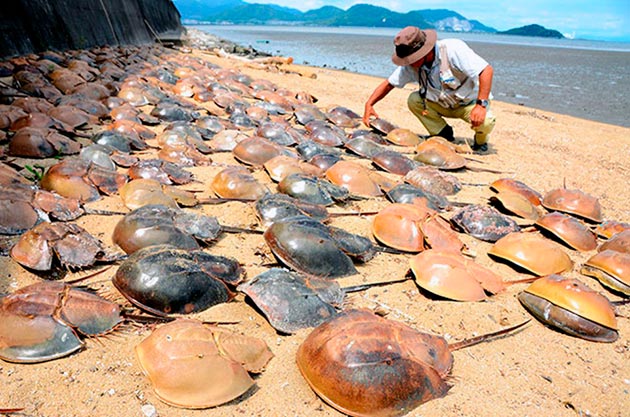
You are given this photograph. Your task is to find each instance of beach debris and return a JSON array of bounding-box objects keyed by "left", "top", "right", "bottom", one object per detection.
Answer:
[
  {"left": 135, "top": 319, "right": 273, "bottom": 408},
  {"left": 297, "top": 309, "right": 529, "bottom": 417},
  {"left": 0, "top": 281, "right": 122, "bottom": 363},
  {"left": 518, "top": 274, "right": 618, "bottom": 342},
  {"left": 488, "top": 232, "right": 573, "bottom": 276},
  {"left": 581, "top": 250, "right": 630, "bottom": 296}
]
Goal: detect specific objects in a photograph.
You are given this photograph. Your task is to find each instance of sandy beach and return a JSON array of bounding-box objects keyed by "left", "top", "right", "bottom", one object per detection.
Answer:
[{"left": 1, "top": 35, "right": 629, "bottom": 417}]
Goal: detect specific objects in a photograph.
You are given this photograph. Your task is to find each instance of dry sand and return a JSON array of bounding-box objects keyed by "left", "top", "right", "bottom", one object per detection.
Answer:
[{"left": 1, "top": 45, "right": 629, "bottom": 417}]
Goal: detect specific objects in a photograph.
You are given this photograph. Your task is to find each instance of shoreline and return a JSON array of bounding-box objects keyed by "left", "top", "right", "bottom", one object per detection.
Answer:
[{"left": 1, "top": 34, "right": 629, "bottom": 417}]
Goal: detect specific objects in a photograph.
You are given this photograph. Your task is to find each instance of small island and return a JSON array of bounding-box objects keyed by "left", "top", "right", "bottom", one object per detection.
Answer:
[{"left": 498, "top": 24, "right": 565, "bottom": 38}]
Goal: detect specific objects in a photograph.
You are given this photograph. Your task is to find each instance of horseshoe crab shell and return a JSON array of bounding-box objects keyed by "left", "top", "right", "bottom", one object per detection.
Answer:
[
  {"left": 542, "top": 188, "right": 603, "bottom": 223},
  {"left": 450, "top": 205, "right": 520, "bottom": 242},
  {"left": 518, "top": 274, "right": 618, "bottom": 342},
  {"left": 403, "top": 166, "right": 462, "bottom": 196},
  {"left": 135, "top": 319, "right": 273, "bottom": 409},
  {"left": 489, "top": 191, "right": 543, "bottom": 221},
  {"left": 113, "top": 245, "right": 242, "bottom": 315},
  {"left": 211, "top": 166, "right": 269, "bottom": 200},
  {"left": 409, "top": 250, "right": 506, "bottom": 301},
  {"left": 535, "top": 212, "right": 598, "bottom": 251},
  {"left": 488, "top": 232, "right": 573, "bottom": 276},
  {"left": 490, "top": 178, "right": 542, "bottom": 206},
  {"left": 296, "top": 309, "right": 452, "bottom": 417},
  {"left": 371, "top": 203, "right": 431, "bottom": 252},
  {"left": 386, "top": 128, "right": 420, "bottom": 146},
  {"left": 371, "top": 150, "right": 419, "bottom": 175},
  {"left": 325, "top": 160, "right": 390, "bottom": 197},
  {"left": 414, "top": 140, "right": 467, "bottom": 170},
  {"left": 581, "top": 250, "right": 630, "bottom": 296},
  {"left": 594, "top": 220, "right": 630, "bottom": 239},
  {"left": 263, "top": 215, "right": 361, "bottom": 278},
  {"left": 598, "top": 229, "right": 630, "bottom": 254},
  {"left": 238, "top": 268, "right": 343, "bottom": 334}
]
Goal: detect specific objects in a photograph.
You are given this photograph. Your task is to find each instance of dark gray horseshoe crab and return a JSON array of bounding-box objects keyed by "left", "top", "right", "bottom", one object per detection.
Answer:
[
  {"left": 263, "top": 215, "right": 376, "bottom": 278},
  {"left": 113, "top": 244, "right": 243, "bottom": 315},
  {"left": 297, "top": 309, "right": 529, "bottom": 417},
  {"left": 450, "top": 204, "right": 521, "bottom": 242}
]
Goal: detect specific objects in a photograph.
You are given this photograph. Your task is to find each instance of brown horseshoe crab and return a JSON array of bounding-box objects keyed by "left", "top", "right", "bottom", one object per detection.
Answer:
[
  {"left": 488, "top": 232, "right": 573, "bottom": 276},
  {"left": 490, "top": 178, "right": 542, "bottom": 206},
  {"left": 518, "top": 274, "right": 618, "bottom": 342},
  {"left": 594, "top": 220, "right": 630, "bottom": 239},
  {"left": 10, "top": 222, "right": 119, "bottom": 272},
  {"left": 297, "top": 309, "right": 528, "bottom": 417},
  {"left": 386, "top": 128, "right": 420, "bottom": 146},
  {"left": 113, "top": 244, "right": 243, "bottom": 316},
  {"left": 403, "top": 165, "right": 462, "bottom": 196},
  {"left": 598, "top": 229, "right": 630, "bottom": 254},
  {"left": 535, "top": 211, "right": 598, "bottom": 251},
  {"left": 542, "top": 188, "right": 603, "bottom": 223},
  {"left": 135, "top": 319, "right": 273, "bottom": 409},
  {"left": 581, "top": 250, "right": 630, "bottom": 296},
  {"left": 211, "top": 166, "right": 269, "bottom": 200},
  {"left": 0, "top": 281, "right": 122, "bottom": 363}
]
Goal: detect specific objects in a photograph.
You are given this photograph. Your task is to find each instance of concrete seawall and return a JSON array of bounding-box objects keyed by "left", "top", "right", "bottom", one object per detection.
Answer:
[{"left": 0, "top": 0, "right": 183, "bottom": 58}]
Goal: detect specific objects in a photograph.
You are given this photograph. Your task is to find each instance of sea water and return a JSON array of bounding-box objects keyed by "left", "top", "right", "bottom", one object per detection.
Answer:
[{"left": 191, "top": 25, "right": 630, "bottom": 128}]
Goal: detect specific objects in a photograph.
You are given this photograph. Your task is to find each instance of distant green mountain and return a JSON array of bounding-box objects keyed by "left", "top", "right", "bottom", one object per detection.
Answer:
[
  {"left": 172, "top": 0, "right": 562, "bottom": 38},
  {"left": 498, "top": 24, "right": 565, "bottom": 38}
]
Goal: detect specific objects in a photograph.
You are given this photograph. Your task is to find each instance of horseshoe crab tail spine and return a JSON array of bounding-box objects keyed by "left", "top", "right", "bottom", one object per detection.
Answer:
[
  {"left": 220, "top": 225, "right": 264, "bottom": 235},
  {"left": 448, "top": 319, "right": 531, "bottom": 352},
  {"left": 373, "top": 245, "right": 409, "bottom": 255},
  {"left": 342, "top": 277, "right": 413, "bottom": 293},
  {"left": 64, "top": 265, "right": 114, "bottom": 285},
  {"left": 197, "top": 197, "right": 257, "bottom": 205},
  {"left": 328, "top": 211, "right": 379, "bottom": 218},
  {"left": 83, "top": 207, "right": 128, "bottom": 216}
]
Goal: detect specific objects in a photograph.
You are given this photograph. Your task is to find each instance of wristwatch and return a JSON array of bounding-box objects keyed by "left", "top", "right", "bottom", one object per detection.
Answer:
[{"left": 476, "top": 99, "right": 489, "bottom": 108}]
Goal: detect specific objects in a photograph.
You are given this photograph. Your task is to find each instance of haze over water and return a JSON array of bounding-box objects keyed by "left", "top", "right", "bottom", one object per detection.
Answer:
[{"left": 192, "top": 25, "right": 630, "bottom": 128}]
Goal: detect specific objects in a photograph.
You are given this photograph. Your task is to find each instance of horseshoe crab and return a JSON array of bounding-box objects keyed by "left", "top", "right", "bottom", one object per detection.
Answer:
[
  {"left": 518, "top": 274, "right": 618, "bottom": 342},
  {"left": 326, "top": 160, "right": 394, "bottom": 197},
  {"left": 211, "top": 166, "right": 269, "bottom": 200},
  {"left": 8, "top": 127, "right": 81, "bottom": 158},
  {"left": 238, "top": 268, "right": 343, "bottom": 334},
  {"left": 371, "top": 203, "right": 431, "bottom": 252},
  {"left": 112, "top": 204, "right": 221, "bottom": 254},
  {"left": 344, "top": 137, "right": 385, "bottom": 158},
  {"left": 41, "top": 157, "right": 127, "bottom": 202},
  {"left": 371, "top": 150, "right": 420, "bottom": 176},
  {"left": 232, "top": 136, "right": 288, "bottom": 166},
  {"left": 264, "top": 215, "right": 376, "bottom": 278},
  {"left": 386, "top": 183, "right": 451, "bottom": 211},
  {"left": 10, "top": 222, "right": 118, "bottom": 272},
  {"left": 403, "top": 166, "right": 462, "bottom": 196},
  {"left": 535, "top": 211, "right": 597, "bottom": 251},
  {"left": 127, "top": 158, "right": 194, "bottom": 185},
  {"left": 278, "top": 173, "right": 349, "bottom": 206},
  {"left": 119, "top": 178, "right": 192, "bottom": 210},
  {"left": 113, "top": 245, "right": 242, "bottom": 315},
  {"left": 594, "top": 220, "right": 630, "bottom": 239},
  {"left": 135, "top": 319, "right": 273, "bottom": 409},
  {"left": 409, "top": 249, "right": 530, "bottom": 301},
  {"left": 255, "top": 193, "right": 329, "bottom": 227},
  {"left": 598, "top": 229, "right": 630, "bottom": 254},
  {"left": 490, "top": 178, "right": 542, "bottom": 206},
  {"left": 297, "top": 309, "right": 528, "bottom": 417},
  {"left": 450, "top": 205, "right": 520, "bottom": 242},
  {"left": 414, "top": 139, "right": 466, "bottom": 170},
  {"left": 386, "top": 128, "right": 421, "bottom": 146},
  {"left": 0, "top": 281, "right": 122, "bottom": 363},
  {"left": 542, "top": 188, "right": 603, "bottom": 223},
  {"left": 263, "top": 155, "right": 323, "bottom": 182},
  {"left": 488, "top": 232, "right": 573, "bottom": 276},
  {"left": 369, "top": 117, "right": 397, "bottom": 135},
  {"left": 581, "top": 250, "right": 630, "bottom": 296},
  {"left": 489, "top": 191, "right": 543, "bottom": 221}
]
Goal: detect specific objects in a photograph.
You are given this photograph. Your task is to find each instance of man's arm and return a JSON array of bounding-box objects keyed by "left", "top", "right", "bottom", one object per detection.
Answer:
[
  {"left": 470, "top": 64, "right": 493, "bottom": 127},
  {"left": 363, "top": 80, "right": 395, "bottom": 127}
]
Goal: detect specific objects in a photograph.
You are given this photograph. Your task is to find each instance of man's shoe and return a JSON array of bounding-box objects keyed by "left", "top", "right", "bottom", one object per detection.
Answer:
[
  {"left": 472, "top": 142, "right": 488, "bottom": 153},
  {"left": 436, "top": 125, "right": 455, "bottom": 142}
]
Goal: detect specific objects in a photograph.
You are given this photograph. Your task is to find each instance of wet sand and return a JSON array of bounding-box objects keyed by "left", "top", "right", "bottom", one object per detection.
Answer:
[{"left": 1, "top": 39, "right": 629, "bottom": 417}]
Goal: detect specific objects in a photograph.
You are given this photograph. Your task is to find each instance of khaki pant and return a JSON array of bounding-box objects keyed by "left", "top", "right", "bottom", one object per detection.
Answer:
[{"left": 407, "top": 91, "right": 496, "bottom": 145}]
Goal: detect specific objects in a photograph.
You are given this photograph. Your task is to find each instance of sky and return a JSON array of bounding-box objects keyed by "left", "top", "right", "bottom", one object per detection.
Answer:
[{"left": 247, "top": 0, "right": 630, "bottom": 41}]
